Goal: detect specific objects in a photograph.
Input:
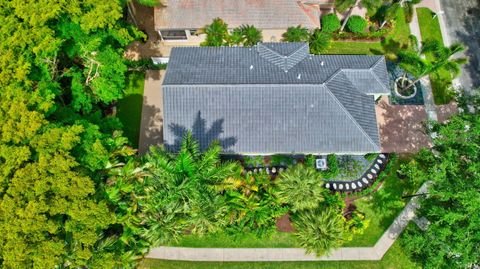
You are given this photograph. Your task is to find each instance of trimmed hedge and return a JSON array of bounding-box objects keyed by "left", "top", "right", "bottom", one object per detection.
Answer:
[
  {"left": 321, "top": 14, "right": 341, "bottom": 33},
  {"left": 346, "top": 15, "right": 368, "bottom": 33}
]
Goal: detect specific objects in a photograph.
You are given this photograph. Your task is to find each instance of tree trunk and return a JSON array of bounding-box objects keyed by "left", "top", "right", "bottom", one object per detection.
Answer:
[
  {"left": 380, "top": 20, "right": 387, "bottom": 29},
  {"left": 127, "top": 1, "right": 139, "bottom": 28},
  {"left": 340, "top": 0, "right": 360, "bottom": 32}
]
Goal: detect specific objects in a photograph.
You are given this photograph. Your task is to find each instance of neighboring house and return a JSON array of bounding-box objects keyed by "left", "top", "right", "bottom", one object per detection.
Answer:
[
  {"left": 162, "top": 42, "right": 390, "bottom": 155},
  {"left": 154, "top": 0, "right": 335, "bottom": 43}
]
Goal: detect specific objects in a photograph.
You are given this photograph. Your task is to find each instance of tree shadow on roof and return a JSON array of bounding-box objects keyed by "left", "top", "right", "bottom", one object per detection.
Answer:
[{"left": 167, "top": 111, "right": 237, "bottom": 152}]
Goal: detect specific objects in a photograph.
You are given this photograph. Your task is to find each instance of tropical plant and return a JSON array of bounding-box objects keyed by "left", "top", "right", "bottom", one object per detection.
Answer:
[
  {"left": 282, "top": 25, "right": 310, "bottom": 42},
  {"left": 236, "top": 24, "right": 263, "bottom": 47},
  {"left": 277, "top": 164, "right": 328, "bottom": 212},
  {"left": 200, "top": 18, "right": 230, "bottom": 46},
  {"left": 379, "top": 2, "right": 401, "bottom": 28},
  {"left": 346, "top": 15, "right": 368, "bottom": 33},
  {"left": 401, "top": 104, "right": 480, "bottom": 268},
  {"left": 309, "top": 30, "right": 332, "bottom": 55},
  {"left": 292, "top": 207, "right": 346, "bottom": 256},
  {"left": 321, "top": 13, "right": 341, "bottom": 33},
  {"left": 219, "top": 172, "right": 287, "bottom": 235},
  {"left": 397, "top": 39, "right": 467, "bottom": 91},
  {"left": 321, "top": 154, "right": 340, "bottom": 178},
  {"left": 141, "top": 133, "right": 240, "bottom": 244}
]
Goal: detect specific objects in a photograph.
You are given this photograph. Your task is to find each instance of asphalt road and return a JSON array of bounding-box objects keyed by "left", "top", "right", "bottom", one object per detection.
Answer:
[{"left": 439, "top": 0, "right": 480, "bottom": 91}]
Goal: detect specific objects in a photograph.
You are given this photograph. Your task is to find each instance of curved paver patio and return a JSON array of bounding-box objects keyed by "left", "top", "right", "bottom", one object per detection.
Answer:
[{"left": 146, "top": 182, "right": 430, "bottom": 261}]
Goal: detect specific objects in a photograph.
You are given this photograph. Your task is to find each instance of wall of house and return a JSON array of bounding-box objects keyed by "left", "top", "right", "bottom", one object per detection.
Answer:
[{"left": 158, "top": 29, "right": 289, "bottom": 45}]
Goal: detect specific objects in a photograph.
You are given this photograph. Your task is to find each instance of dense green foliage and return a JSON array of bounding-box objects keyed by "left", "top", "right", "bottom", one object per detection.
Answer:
[
  {"left": 282, "top": 25, "right": 310, "bottom": 42},
  {"left": 401, "top": 95, "right": 480, "bottom": 268},
  {"left": 321, "top": 14, "right": 341, "bottom": 33},
  {"left": 346, "top": 15, "right": 368, "bottom": 33},
  {"left": 276, "top": 165, "right": 327, "bottom": 212},
  {"left": 0, "top": 0, "right": 148, "bottom": 267},
  {"left": 309, "top": 30, "right": 332, "bottom": 54},
  {"left": 201, "top": 19, "right": 262, "bottom": 47}
]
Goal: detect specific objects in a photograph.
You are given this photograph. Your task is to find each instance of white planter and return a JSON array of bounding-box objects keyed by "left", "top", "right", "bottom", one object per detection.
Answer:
[{"left": 394, "top": 77, "right": 417, "bottom": 99}]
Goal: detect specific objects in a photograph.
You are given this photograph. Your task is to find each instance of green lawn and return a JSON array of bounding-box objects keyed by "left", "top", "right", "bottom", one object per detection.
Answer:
[
  {"left": 117, "top": 71, "right": 145, "bottom": 148},
  {"left": 416, "top": 7, "right": 454, "bottom": 105},
  {"left": 325, "top": 41, "right": 383, "bottom": 55},
  {"left": 140, "top": 237, "right": 419, "bottom": 269},
  {"left": 325, "top": 8, "right": 410, "bottom": 57},
  {"left": 171, "top": 231, "right": 298, "bottom": 248},
  {"left": 344, "top": 157, "right": 422, "bottom": 246}
]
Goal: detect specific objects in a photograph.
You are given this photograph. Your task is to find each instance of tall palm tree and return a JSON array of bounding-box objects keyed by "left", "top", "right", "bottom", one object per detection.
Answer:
[
  {"left": 292, "top": 207, "right": 346, "bottom": 256},
  {"left": 276, "top": 164, "right": 328, "bottom": 212},
  {"left": 282, "top": 25, "right": 310, "bottom": 42},
  {"left": 398, "top": 40, "right": 467, "bottom": 91},
  {"left": 379, "top": 2, "right": 401, "bottom": 29},
  {"left": 336, "top": 0, "right": 360, "bottom": 32}
]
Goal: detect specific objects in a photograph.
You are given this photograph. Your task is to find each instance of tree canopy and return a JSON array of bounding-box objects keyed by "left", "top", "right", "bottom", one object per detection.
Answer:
[{"left": 401, "top": 93, "right": 480, "bottom": 268}]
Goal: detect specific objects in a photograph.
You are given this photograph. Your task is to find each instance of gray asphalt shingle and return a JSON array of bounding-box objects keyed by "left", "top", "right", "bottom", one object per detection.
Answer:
[{"left": 162, "top": 43, "right": 388, "bottom": 154}]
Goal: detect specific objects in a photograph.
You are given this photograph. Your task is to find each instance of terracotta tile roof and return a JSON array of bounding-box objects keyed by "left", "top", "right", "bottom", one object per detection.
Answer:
[{"left": 155, "top": 0, "right": 321, "bottom": 30}]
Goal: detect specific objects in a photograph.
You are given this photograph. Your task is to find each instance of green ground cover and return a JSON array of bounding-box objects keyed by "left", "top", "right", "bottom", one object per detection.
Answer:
[
  {"left": 117, "top": 71, "right": 145, "bottom": 148},
  {"left": 140, "top": 237, "right": 419, "bottom": 269},
  {"left": 416, "top": 7, "right": 454, "bottom": 105},
  {"left": 325, "top": 41, "right": 383, "bottom": 55}
]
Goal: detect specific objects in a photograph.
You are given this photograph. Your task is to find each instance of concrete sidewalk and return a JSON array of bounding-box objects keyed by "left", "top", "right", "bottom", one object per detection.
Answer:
[{"left": 146, "top": 182, "right": 430, "bottom": 261}]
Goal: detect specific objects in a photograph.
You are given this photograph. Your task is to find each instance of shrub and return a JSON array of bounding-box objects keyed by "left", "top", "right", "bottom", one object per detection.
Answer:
[
  {"left": 346, "top": 15, "right": 368, "bottom": 33},
  {"left": 292, "top": 207, "right": 346, "bottom": 256},
  {"left": 309, "top": 30, "right": 331, "bottom": 55},
  {"left": 364, "top": 153, "right": 379, "bottom": 162},
  {"left": 321, "top": 154, "right": 339, "bottom": 178},
  {"left": 277, "top": 164, "right": 327, "bottom": 212},
  {"left": 125, "top": 59, "right": 167, "bottom": 70},
  {"left": 321, "top": 14, "right": 341, "bottom": 33},
  {"left": 282, "top": 25, "right": 310, "bottom": 42}
]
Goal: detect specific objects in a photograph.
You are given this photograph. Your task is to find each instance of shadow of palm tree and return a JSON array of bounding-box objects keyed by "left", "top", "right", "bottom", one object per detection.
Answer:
[{"left": 167, "top": 111, "right": 237, "bottom": 152}]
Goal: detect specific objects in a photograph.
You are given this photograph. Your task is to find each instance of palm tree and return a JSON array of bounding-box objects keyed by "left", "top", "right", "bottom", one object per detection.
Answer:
[
  {"left": 282, "top": 25, "right": 310, "bottom": 42},
  {"left": 200, "top": 18, "right": 230, "bottom": 46},
  {"left": 336, "top": 0, "right": 360, "bottom": 32},
  {"left": 276, "top": 164, "right": 328, "bottom": 212},
  {"left": 292, "top": 207, "right": 346, "bottom": 256},
  {"left": 141, "top": 132, "right": 239, "bottom": 244},
  {"left": 309, "top": 30, "right": 332, "bottom": 55},
  {"left": 237, "top": 24, "right": 263, "bottom": 47},
  {"left": 379, "top": 2, "right": 401, "bottom": 29},
  {"left": 397, "top": 40, "right": 467, "bottom": 91}
]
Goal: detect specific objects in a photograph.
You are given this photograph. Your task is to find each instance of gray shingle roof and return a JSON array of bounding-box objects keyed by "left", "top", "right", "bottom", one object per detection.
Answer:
[
  {"left": 162, "top": 43, "right": 388, "bottom": 154},
  {"left": 155, "top": 0, "right": 320, "bottom": 30}
]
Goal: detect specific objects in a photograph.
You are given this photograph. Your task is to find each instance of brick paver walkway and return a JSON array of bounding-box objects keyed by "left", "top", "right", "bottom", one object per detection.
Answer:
[{"left": 146, "top": 182, "right": 430, "bottom": 261}]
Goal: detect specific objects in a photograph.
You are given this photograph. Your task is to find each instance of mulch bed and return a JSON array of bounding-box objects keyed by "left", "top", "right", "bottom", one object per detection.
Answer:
[{"left": 276, "top": 213, "right": 295, "bottom": 233}]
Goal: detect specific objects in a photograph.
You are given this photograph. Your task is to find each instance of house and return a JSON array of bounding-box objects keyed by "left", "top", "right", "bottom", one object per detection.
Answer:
[
  {"left": 162, "top": 42, "right": 390, "bottom": 155},
  {"left": 154, "top": 0, "right": 336, "bottom": 43}
]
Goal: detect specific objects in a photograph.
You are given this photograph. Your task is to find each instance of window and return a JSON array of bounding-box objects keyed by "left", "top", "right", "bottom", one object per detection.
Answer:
[{"left": 160, "top": 30, "right": 187, "bottom": 40}]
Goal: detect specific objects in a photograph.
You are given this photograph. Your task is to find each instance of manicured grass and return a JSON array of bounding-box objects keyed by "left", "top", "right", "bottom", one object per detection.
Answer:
[
  {"left": 170, "top": 231, "right": 299, "bottom": 248},
  {"left": 382, "top": 7, "right": 412, "bottom": 60},
  {"left": 325, "top": 41, "right": 384, "bottom": 55},
  {"left": 416, "top": 7, "right": 454, "bottom": 105},
  {"left": 343, "top": 156, "right": 422, "bottom": 247},
  {"left": 139, "top": 237, "right": 419, "bottom": 269},
  {"left": 117, "top": 71, "right": 145, "bottom": 148}
]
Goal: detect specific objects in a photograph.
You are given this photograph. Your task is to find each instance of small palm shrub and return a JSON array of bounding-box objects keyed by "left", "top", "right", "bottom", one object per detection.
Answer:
[
  {"left": 201, "top": 18, "right": 229, "bottom": 46},
  {"left": 276, "top": 164, "right": 327, "bottom": 212},
  {"left": 292, "top": 207, "right": 346, "bottom": 256},
  {"left": 282, "top": 25, "right": 310, "bottom": 42},
  {"left": 346, "top": 15, "right": 368, "bottom": 33},
  {"left": 237, "top": 24, "right": 263, "bottom": 47},
  {"left": 321, "top": 14, "right": 341, "bottom": 33},
  {"left": 309, "top": 30, "right": 332, "bottom": 55},
  {"left": 320, "top": 154, "right": 339, "bottom": 178}
]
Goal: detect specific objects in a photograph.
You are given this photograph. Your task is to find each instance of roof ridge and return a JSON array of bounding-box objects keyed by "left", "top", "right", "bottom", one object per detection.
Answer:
[
  {"left": 325, "top": 79, "right": 380, "bottom": 150},
  {"left": 369, "top": 69, "right": 390, "bottom": 92}
]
